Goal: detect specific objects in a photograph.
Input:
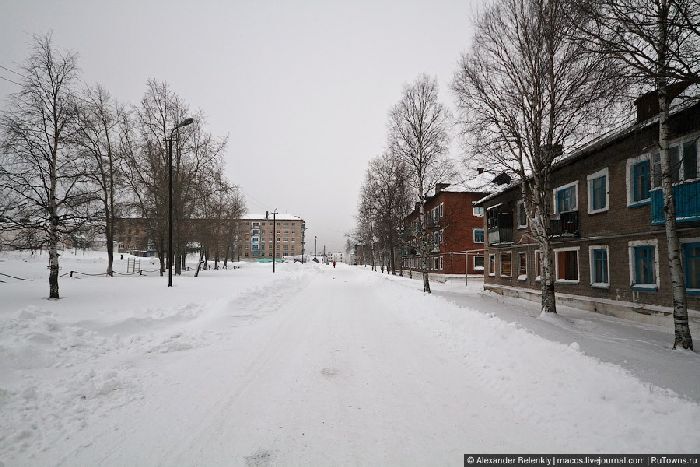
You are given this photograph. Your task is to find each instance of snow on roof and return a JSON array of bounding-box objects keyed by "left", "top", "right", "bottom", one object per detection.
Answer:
[{"left": 241, "top": 213, "right": 304, "bottom": 221}]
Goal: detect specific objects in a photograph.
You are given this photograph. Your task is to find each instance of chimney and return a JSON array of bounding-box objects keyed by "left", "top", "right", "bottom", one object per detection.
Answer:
[
  {"left": 634, "top": 91, "right": 659, "bottom": 123},
  {"left": 435, "top": 182, "right": 450, "bottom": 194}
]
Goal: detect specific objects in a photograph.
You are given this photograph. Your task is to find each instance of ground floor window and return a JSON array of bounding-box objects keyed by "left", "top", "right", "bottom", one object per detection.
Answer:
[
  {"left": 682, "top": 241, "right": 700, "bottom": 292},
  {"left": 555, "top": 248, "right": 579, "bottom": 283},
  {"left": 589, "top": 245, "right": 609, "bottom": 287},
  {"left": 489, "top": 254, "right": 496, "bottom": 277},
  {"left": 517, "top": 252, "right": 527, "bottom": 280},
  {"left": 500, "top": 252, "right": 512, "bottom": 277},
  {"left": 534, "top": 250, "right": 542, "bottom": 281},
  {"left": 629, "top": 240, "right": 658, "bottom": 290},
  {"left": 473, "top": 255, "right": 484, "bottom": 271},
  {"left": 431, "top": 256, "right": 442, "bottom": 271}
]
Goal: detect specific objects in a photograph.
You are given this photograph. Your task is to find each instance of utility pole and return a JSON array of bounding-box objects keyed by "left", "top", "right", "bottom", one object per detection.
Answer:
[
  {"left": 314, "top": 236, "right": 317, "bottom": 258},
  {"left": 272, "top": 210, "right": 277, "bottom": 273},
  {"left": 323, "top": 245, "right": 326, "bottom": 264},
  {"left": 165, "top": 118, "right": 193, "bottom": 288}
]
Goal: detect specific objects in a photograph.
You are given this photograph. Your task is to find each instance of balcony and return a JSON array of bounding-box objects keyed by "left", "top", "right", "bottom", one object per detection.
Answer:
[
  {"left": 650, "top": 180, "right": 700, "bottom": 224},
  {"left": 550, "top": 211, "right": 580, "bottom": 237},
  {"left": 488, "top": 227, "right": 513, "bottom": 244}
]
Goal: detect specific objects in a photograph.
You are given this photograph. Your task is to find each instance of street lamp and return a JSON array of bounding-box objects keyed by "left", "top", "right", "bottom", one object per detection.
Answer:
[
  {"left": 167, "top": 118, "right": 194, "bottom": 287},
  {"left": 314, "top": 235, "right": 317, "bottom": 259},
  {"left": 267, "top": 209, "right": 278, "bottom": 273}
]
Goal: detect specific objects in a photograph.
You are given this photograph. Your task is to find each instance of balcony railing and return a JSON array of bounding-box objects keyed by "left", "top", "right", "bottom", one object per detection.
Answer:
[
  {"left": 550, "top": 211, "right": 580, "bottom": 237},
  {"left": 650, "top": 180, "right": 700, "bottom": 224},
  {"left": 488, "top": 227, "right": 513, "bottom": 244}
]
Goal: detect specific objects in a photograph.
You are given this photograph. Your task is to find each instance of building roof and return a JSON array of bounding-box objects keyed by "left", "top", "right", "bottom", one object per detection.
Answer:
[{"left": 240, "top": 213, "right": 304, "bottom": 221}]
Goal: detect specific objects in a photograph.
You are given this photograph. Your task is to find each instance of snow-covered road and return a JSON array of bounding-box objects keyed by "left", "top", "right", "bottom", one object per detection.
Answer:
[{"left": 2, "top": 255, "right": 699, "bottom": 465}]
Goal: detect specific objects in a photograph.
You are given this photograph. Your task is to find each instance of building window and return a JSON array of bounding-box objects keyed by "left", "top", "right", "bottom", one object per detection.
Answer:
[
  {"left": 439, "top": 202, "right": 444, "bottom": 218},
  {"left": 553, "top": 181, "right": 578, "bottom": 214},
  {"left": 489, "top": 254, "right": 496, "bottom": 277},
  {"left": 474, "top": 255, "right": 484, "bottom": 271},
  {"left": 534, "top": 250, "right": 542, "bottom": 281},
  {"left": 473, "top": 206, "right": 484, "bottom": 217},
  {"left": 432, "top": 256, "right": 442, "bottom": 271},
  {"left": 473, "top": 228, "right": 484, "bottom": 244},
  {"left": 500, "top": 252, "right": 512, "bottom": 277},
  {"left": 517, "top": 252, "right": 527, "bottom": 280},
  {"left": 555, "top": 247, "right": 579, "bottom": 283},
  {"left": 516, "top": 200, "right": 527, "bottom": 229},
  {"left": 587, "top": 168, "right": 609, "bottom": 214},
  {"left": 589, "top": 245, "right": 610, "bottom": 288},
  {"left": 682, "top": 241, "right": 700, "bottom": 293},
  {"left": 627, "top": 156, "right": 651, "bottom": 205},
  {"left": 628, "top": 240, "right": 659, "bottom": 290}
]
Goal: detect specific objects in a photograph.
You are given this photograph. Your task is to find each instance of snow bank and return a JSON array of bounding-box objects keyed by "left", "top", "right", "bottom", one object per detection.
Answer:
[{"left": 378, "top": 275, "right": 700, "bottom": 453}]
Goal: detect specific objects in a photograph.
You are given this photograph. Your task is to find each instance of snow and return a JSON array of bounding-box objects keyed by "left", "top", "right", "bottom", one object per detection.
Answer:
[
  {"left": 240, "top": 213, "right": 303, "bottom": 221},
  {"left": 1, "top": 251, "right": 699, "bottom": 465}
]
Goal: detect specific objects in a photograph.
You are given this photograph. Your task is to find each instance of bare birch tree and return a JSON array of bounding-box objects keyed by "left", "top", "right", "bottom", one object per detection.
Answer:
[
  {"left": 73, "top": 84, "right": 125, "bottom": 276},
  {"left": 389, "top": 75, "right": 453, "bottom": 293},
  {"left": 0, "top": 34, "right": 91, "bottom": 298},
  {"left": 573, "top": 0, "right": 699, "bottom": 349},
  {"left": 452, "top": 0, "right": 626, "bottom": 312}
]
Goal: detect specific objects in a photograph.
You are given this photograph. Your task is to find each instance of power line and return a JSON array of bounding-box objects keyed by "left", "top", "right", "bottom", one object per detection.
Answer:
[
  {"left": 0, "top": 74, "right": 22, "bottom": 87},
  {"left": 0, "top": 64, "right": 26, "bottom": 79}
]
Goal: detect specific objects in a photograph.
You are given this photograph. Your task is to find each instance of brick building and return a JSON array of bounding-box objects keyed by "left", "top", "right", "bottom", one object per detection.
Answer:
[
  {"left": 402, "top": 184, "right": 488, "bottom": 278},
  {"left": 115, "top": 213, "right": 306, "bottom": 260},
  {"left": 476, "top": 98, "right": 700, "bottom": 329}
]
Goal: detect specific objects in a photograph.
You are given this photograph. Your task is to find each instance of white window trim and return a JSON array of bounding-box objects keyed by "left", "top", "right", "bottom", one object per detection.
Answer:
[
  {"left": 473, "top": 206, "right": 484, "bottom": 218},
  {"left": 499, "top": 252, "right": 512, "bottom": 278},
  {"left": 554, "top": 246, "right": 580, "bottom": 284},
  {"left": 473, "top": 228, "right": 485, "bottom": 244},
  {"left": 628, "top": 239, "right": 660, "bottom": 290},
  {"left": 488, "top": 253, "right": 496, "bottom": 277},
  {"left": 626, "top": 154, "right": 651, "bottom": 207},
  {"left": 439, "top": 202, "right": 444, "bottom": 218},
  {"left": 534, "top": 250, "right": 542, "bottom": 282},
  {"left": 588, "top": 245, "right": 610, "bottom": 289},
  {"left": 680, "top": 237, "right": 700, "bottom": 292},
  {"left": 473, "top": 255, "right": 485, "bottom": 271},
  {"left": 587, "top": 167, "right": 610, "bottom": 215},
  {"left": 517, "top": 251, "right": 527, "bottom": 281},
  {"left": 516, "top": 200, "right": 528, "bottom": 229},
  {"left": 552, "top": 180, "right": 579, "bottom": 215}
]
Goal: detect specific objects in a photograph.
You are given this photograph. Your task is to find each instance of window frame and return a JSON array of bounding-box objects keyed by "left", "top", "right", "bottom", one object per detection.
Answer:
[
  {"left": 488, "top": 253, "right": 496, "bottom": 277},
  {"left": 628, "top": 239, "right": 660, "bottom": 290},
  {"left": 534, "top": 250, "right": 542, "bottom": 282},
  {"left": 517, "top": 251, "right": 527, "bottom": 281},
  {"left": 473, "top": 255, "right": 485, "bottom": 271},
  {"left": 588, "top": 245, "right": 610, "bottom": 288},
  {"left": 516, "top": 200, "right": 528, "bottom": 229},
  {"left": 473, "top": 206, "right": 484, "bottom": 217},
  {"left": 473, "top": 228, "right": 485, "bottom": 244},
  {"left": 680, "top": 238, "right": 700, "bottom": 294},
  {"left": 626, "top": 154, "right": 652, "bottom": 207},
  {"left": 587, "top": 167, "right": 610, "bottom": 215},
  {"left": 500, "top": 252, "right": 512, "bottom": 278},
  {"left": 554, "top": 246, "right": 580, "bottom": 284},
  {"left": 552, "top": 181, "right": 579, "bottom": 215}
]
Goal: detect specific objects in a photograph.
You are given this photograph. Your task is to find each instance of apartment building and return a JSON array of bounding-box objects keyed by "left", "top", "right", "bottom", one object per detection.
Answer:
[
  {"left": 402, "top": 184, "right": 488, "bottom": 278},
  {"left": 239, "top": 213, "right": 305, "bottom": 259},
  {"left": 476, "top": 96, "right": 700, "bottom": 327}
]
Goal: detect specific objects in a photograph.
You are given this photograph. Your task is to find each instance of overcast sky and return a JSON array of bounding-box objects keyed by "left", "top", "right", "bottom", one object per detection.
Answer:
[{"left": 0, "top": 0, "right": 480, "bottom": 253}]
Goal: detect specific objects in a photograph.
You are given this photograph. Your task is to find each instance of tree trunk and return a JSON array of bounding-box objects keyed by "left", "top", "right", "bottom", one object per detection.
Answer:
[
  {"left": 540, "top": 240, "right": 557, "bottom": 313},
  {"left": 194, "top": 249, "right": 205, "bottom": 277},
  {"left": 105, "top": 208, "right": 114, "bottom": 277},
  {"left": 419, "top": 197, "right": 431, "bottom": 293},
  {"left": 658, "top": 88, "right": 693, "bottom": 350},
  {"left": 48, "top": 223, "right": 60, "bottom": 299}
]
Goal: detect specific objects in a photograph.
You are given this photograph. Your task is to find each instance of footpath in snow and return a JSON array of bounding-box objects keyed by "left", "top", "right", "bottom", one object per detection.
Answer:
[{"left": 1, "top": 252, "right": 699, "bottom": 466}]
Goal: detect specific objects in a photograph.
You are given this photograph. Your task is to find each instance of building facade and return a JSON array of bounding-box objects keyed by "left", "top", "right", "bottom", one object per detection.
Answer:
[
  {"left": 239, "top": 214, "right": 305, "bottom": 259},
  {"left": 477, "top": 99, "right": 700, "bottom": 327},
  {"left": 402, "top": 185, "right": 488, "bottom": 277}
]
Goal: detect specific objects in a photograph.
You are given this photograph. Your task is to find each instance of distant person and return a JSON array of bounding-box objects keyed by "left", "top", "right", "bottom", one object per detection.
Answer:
[{"left": 333, "top": 260, "right": 336, "bottom": 268}]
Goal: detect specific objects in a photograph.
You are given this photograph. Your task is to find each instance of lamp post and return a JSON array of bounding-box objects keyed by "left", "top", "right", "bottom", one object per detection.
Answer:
[
  {"left": 166, "top": 118, "right": 194, "bottom": 287},
  {"left": 271, "top": 209, "right": 278, "bottom": 273}
]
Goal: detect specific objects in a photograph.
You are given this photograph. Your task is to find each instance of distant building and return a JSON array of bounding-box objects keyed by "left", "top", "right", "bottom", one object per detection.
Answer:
[
  {"left": 240, "top": 213, "right": 305, "bottom": 259},
  {"left": 402, "top": 184, "right": 488, "bottom": 279}
]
